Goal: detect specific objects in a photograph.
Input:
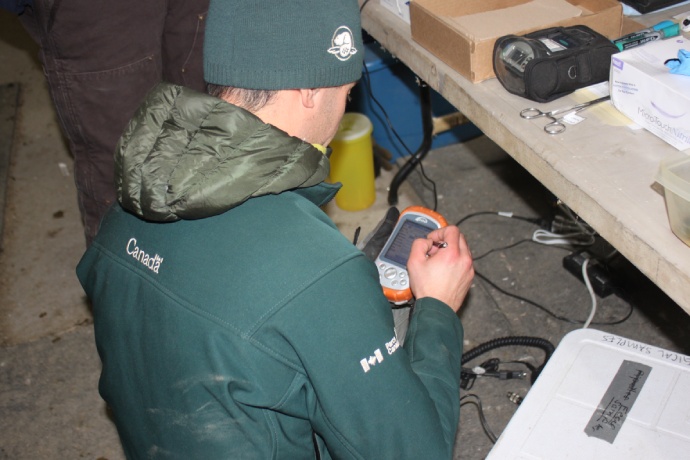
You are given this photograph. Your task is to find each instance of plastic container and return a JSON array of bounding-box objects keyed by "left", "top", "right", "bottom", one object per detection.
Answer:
[
  {"left": 487, "top": 328, "right": 690, "bottom": 459},
  {"left": 328, "top": 113, "right": 375, "bottom": 211},
  {"left": 656, "top": 153, "right": 690, "bottom": 247}
]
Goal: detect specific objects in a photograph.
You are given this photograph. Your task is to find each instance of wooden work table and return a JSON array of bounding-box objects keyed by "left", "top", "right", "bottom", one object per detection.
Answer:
[{"left": 360, "top": 2, "right": 690, "bottom": 313}]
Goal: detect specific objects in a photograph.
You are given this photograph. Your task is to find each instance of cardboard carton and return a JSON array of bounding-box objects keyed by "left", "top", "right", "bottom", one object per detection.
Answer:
[{"left": 410, "top": 0, "right": 623, "bottom": 82}]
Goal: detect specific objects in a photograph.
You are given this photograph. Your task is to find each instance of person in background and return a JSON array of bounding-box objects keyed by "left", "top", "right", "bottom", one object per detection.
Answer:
[
  {"left": 0, "top": 0, "right": 31, "bottom": 15},
  {"left": 77, "top": 0, "right": 475, "bottom": 458},
  {"left": 3, "top": 0, "right": 208, "bottom": 245}
]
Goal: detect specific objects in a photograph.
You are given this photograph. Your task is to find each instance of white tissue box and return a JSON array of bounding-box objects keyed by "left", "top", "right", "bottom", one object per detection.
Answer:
[{"left": 610, "top": 37, "right": 690, "bottom": 151}]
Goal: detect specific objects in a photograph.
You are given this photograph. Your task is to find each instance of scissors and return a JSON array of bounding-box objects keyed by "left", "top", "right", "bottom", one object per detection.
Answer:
[{"left": 520, "top": 96, "right": 610, "bottom": 134}]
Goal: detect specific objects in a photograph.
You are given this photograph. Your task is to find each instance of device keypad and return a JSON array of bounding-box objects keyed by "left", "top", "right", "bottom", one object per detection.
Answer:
[{"left": 379, "top": 263, "right": 408, "bottom": 287}]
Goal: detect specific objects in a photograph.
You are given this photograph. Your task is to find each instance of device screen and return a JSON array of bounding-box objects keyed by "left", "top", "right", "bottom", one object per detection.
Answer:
[{"left": 382, "top": 219, "right": 434, "bottom": 266}]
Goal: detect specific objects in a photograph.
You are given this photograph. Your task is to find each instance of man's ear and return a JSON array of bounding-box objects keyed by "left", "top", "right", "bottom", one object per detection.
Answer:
[{"left": 299, "top": 88, "right": 320, "bottom": 109}]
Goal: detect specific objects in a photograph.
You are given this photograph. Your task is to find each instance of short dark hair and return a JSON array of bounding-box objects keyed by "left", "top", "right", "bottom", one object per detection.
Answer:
[{"left": 206, "top": 83, "right": 277, "bottom": 112}]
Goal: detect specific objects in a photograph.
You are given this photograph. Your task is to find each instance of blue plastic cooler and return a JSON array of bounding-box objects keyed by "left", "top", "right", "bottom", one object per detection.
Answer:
[{"left": 348, "top": 41, "right": 482, "bottom": 162}]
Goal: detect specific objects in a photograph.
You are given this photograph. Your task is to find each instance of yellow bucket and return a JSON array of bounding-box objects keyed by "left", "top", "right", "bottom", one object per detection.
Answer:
[{"left": 328, "top": 113, "right": 375, "bottom": 211}]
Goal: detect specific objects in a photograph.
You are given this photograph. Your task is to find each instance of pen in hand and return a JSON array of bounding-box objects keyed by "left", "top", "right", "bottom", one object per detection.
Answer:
[{"left": 426, "top": 241, "right": 448, "bottom": 257}]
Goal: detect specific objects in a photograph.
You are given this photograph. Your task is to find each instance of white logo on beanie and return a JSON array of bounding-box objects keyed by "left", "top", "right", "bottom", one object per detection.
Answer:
[{"left": 328, "top": 26, "right": 358, "bottom": 61}]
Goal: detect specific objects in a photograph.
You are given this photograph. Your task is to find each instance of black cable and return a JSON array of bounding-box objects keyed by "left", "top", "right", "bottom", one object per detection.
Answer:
[
  {"left": 455, "top": 211, "right": 548, "bottom": 227},
  {"left": 360, "top": 0, "right": 443, "bottom": 210},
  {"left": 456, "top": 211, "right": 501, "bottom": 226},
  {"left": 475, "top": 238, "right": 575, "bottom": 261},
  {"left": 360, "top": 66, "right": 413, "bottom": 156},
  {"left": 412, "top": 156, "right": 438, "bottom": 211},
  {"left": 504, "top": 359, "right": 537, "bottom": 374},
  {"left": 456, "top": 210, "right": 594, "bottom": 252},
  {"left": 475, "top": 270, "right": 578, "bottom": 323},
  {"left": 460, "top": 394, "right": 497, "bottom": 444},
  {"left": 359, "top": 64, "right": 439, "bottom": 210},
  {"left": 473, "top": 238, "right": 533, "bottom": 261},
  {"left": 455, "top": 209, "right": 632, "bottom": 325},
  {"left": 462, "top": 336, "right": 555, "bottom": 384},
  {"left": 475, "top": 270, "right": 634, "bottom": 326},
  {"left": 598, "top": 286, "right": 635, "bottom": 326},
  {"left": 352, "top": 226, "right": 361, "bottom": 246},
  {"left": 557, "top": 201, "right": 595, "bottom": 236},
  {"left": 461, "top": 359, "right": 528, "bottom": 382},
  {"left": 473, "top": 273, "right": 506, "bottom": 322}
]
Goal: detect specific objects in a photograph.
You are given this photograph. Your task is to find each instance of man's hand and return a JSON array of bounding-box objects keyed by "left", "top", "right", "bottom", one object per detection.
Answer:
[{"left": 407, "top": 226, "right": 474, "bottom": 312}]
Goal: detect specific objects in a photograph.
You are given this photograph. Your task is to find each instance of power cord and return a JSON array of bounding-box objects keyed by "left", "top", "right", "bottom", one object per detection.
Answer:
[
  {"left": 461, "top": 336, "right": 555, "bottom": 385},
  {"left": 455, "top": 211, "right": 548, "bottom": 227},
  {"left": 475, "top": 270, "right": 633, "bottom": 326},
  {"left": 472, "top": 238, "right": 535, "bottom": 261},
  {"left": 581, "top": 258, "right": 597, "bottom": 329},
  {"left": 455, "top": 209, "right": 595, "bottom": 247},
  {"left": 454, "top": 208, "right": 632, "bottom": 325},
  {"left": 360, "top": 62, "right": 439, "bottom": 210},
  {"left": 354, "top": 17, "right": 441, "bottom": 210},
  {"left": 532, "top": 228, "right": 595, "bottom": 246},
  {"left": 460, "top": 394, "right": 498, "bottom": 444},
  {"left": 459, "top": 336, "right": 555, "bottom": 445},
  {"left": 461, "top": 357, "right": 527, "bottom": 391}
]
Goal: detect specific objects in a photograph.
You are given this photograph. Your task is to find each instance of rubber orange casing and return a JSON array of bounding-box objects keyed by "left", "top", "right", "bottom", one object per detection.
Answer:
[{"left": 382, "top": 206, "right": 448, "bottom": 304}]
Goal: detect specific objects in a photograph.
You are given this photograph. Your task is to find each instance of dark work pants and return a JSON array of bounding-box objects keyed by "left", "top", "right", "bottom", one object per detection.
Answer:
[{"left": 20, "top": 0, "right": 208, "bottom": 245}]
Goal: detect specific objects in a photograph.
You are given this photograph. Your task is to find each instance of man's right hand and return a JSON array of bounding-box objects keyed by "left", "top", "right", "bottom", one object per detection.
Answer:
[{"left": 406, "top": 226, "right": 474, "bottom": 312}]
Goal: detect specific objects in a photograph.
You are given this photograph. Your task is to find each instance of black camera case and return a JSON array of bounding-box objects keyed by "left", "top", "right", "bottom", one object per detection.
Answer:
[{"left": 493, "top": 25, "right": 618, "bottom": 102}]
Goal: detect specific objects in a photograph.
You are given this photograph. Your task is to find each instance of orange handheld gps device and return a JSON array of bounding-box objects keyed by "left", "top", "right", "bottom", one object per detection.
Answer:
[{"left": 374, "top": 206, "right": 448, "bottom": 304}]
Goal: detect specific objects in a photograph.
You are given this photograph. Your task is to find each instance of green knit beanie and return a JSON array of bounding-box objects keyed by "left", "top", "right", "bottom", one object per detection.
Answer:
[{"left": 204, "top": 0, "right": 364, "bottom": 90}]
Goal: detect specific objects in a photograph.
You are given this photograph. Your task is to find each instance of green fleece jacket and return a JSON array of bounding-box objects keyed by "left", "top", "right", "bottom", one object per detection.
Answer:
[{"left": 77, "top": 83, "right": 463, "bottom": 459}]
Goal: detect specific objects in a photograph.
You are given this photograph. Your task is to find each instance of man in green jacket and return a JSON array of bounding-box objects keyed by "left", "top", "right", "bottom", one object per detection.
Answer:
[{"left": 77, "top": 0, "right": 475, "bottom": 458}]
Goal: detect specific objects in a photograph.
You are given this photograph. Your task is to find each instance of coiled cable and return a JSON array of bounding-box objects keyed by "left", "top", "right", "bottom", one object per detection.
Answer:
[{"left": 462, "top": 336, "right": 555, "bottom": 384}]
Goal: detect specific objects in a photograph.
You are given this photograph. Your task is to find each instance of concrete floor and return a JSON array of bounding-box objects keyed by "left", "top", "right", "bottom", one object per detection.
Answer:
[
  {"left": 405, "top": 138, "right": 690, "bottom": 459},
  {"left": 2, "top": 8, "right": 690, "bottom": 460}
]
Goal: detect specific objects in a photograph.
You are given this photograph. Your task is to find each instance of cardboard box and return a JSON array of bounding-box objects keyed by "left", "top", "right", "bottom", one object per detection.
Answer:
[
  {"left": 410, "top": 0, "right": 623, "bottom": 82},
  {"left": 381, "top": 0, "right": 411, "bottom": 24},
  {"left": 610, "top": 37, "right": 690, "bottom": 151}
]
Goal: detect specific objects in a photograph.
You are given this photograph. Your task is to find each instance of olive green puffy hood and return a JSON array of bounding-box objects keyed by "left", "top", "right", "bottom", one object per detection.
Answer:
[{"left": 115, "top": 83, "right": 330, "bottom": 222}]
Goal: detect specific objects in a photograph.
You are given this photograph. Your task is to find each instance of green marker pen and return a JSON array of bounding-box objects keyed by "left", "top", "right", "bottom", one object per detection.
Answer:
[{"left": 615, "top": 23, "right": 680, "bottom": 52}]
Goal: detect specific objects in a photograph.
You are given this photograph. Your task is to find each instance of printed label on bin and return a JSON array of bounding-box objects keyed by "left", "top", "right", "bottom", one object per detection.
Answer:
[{"left": 584, "top": 360, "right": 652, "bottom": 443}]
